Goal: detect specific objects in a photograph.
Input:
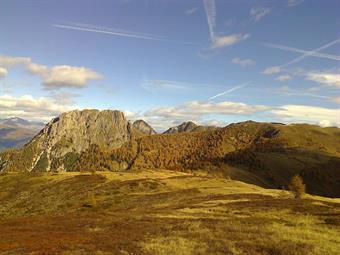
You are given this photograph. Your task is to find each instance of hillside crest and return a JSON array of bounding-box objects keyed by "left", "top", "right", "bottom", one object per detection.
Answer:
[{"left": 1, "top": 109, "right": 340, "bottom": 197}]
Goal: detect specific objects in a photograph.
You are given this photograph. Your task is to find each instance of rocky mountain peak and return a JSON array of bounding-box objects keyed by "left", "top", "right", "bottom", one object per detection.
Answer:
[
  {"left": 3, "top": 109, "right": 133, "bottom": 172},
  {"left": 132, "top": 120, "right": 157, "bottom": 135},
  {"left": 35, "top": 109, "right": 132, "bottom": 151},
  {"left": 164, "top": 121, "right": 198, "bottom": 134}
]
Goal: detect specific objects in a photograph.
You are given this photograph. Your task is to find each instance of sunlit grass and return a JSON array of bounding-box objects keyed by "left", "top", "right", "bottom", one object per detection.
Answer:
[{"left": 0, "top": 171, "right": 339, "bottom": 254}]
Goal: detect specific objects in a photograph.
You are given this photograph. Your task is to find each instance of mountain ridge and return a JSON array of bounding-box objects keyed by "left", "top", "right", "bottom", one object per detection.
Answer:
[
  {"left": 0, "top": 117, "right": 45, "bottom": 150},
  {"left": 0, "top": 117, "right": 44, "bottom": 129},
  {"left": 1, "top": 109, "right": 339, "bottom": 197},
  {"left": 163, "top": 121, "right": 218, "bottom": 134}
]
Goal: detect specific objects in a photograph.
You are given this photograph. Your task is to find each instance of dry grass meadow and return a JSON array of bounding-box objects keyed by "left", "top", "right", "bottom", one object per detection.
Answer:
[{"left": 0, "top": 170, "right": 339, "bottom": 254}]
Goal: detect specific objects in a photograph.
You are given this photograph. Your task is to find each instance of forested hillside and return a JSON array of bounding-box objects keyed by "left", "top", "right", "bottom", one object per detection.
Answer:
[
  {"left": 72, "top": 121, "right": 340, "bottom": 197},
  {"left": 1, "top": 110, "right": 339, "bottom": 197}
]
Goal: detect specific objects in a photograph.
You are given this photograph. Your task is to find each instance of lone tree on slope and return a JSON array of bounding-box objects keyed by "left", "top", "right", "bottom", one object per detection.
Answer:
[{"left": 289, "top": 175, "right": 306, "bottom": 199}]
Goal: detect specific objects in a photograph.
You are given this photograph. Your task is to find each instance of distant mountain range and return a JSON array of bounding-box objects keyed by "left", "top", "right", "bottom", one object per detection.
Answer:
[
  {"left": 0, "top": 117, "right": 45, "bottom": 150},
  {"left": 0, "top": 110, "right": 339, "bottom": 197},
  {"left": 0, "top": 117, "right": 44, "bottom": 129}
]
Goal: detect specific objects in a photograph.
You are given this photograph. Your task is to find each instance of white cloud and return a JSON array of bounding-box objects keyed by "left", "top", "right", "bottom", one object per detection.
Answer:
[
  {"left": 0, "top": 94, "right": 78, "bottom": 122},
  {"left": 276, "top": 85, "right": 330, "bottom": 99},
  {"left": 319, "top": 120, "right": 332, "bottom": 127},
  {"left": 145, "top": 100, "right": 269, "bottom": 119},
  {"left": 28, "top": 64, "right": 103, "bottom": 89},
  {"left": 272, "top": 105, "right": 339, "bottom": 127},
  {"left": 129, "top": 100, "right": 268, "bottom": 130},
  {"left": 142, "top": 79, "right": 191, "bottom": 92},
  {"left": 279, "top": 86, "right": 290, "bottom": 92},
  {"left": 201, "top": 119, "right": 225, "bottom": 127},
  {"left": 224, "top": 19, "right": 234, "bottom": 28},
  {"left": 123, "top": 110, "right": 138, "bottom": 119},
  {"left": 306, "top": 87, "right": 320, "bottom": 92},
  {"left": 141, "top": 78, "right": 226, "bottom": 93},
  {"left": 0, "top": 55, "right": 103, "bottom": 89},
  {"left": 127, "top": 97, "right": 340, "bottom": 130},
  {"left": 211, "top": 34, "right": 250, "bottom": 49},
  {"left": 129, "top": 98, "right": 340, "bottom": 130},
  {"left": 330, "top": 97, "right": 340, "bottom": 104},
  {"left": 263, "top": 66, "right": 281, "bottom": 75},
  {"left": 0, "top": 67, "right": 8, "bottom": 78},
  {"left": 0, "top": 55, "right": 31, "bottom": 67},
  {"left": 288, "top": 0, "right": 304, "bottom": 7},
  {"left": 305, "top": 70, "right": 340, "bottom": 88},
  {"left": 276, "top": 75, "right": 292, "bottom": 81},
  {"left": 202, "top": 0, "right": 249, "bottom": 50},
  {"left": 186, "top": 7, "right": 199, "bottom": 16},
  {"left": 231, "top": 58, "right": 256, "bottom": 67},
  {"left": 250, "top": 7, "right": 271, "bottom": 22},
  {"left": 26, "top": 62, "right": 48, "bottom": 74},
  {"left": 48, "top": 91, "right": 79, "bottom": 105},
  {"left": 203, "top": 0, "right": 250, "bottom": 50}
]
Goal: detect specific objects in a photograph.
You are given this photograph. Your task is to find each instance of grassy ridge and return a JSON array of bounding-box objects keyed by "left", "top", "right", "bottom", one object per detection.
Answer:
[{"left": 0, "top": 171, "right": 339, "bottom": 254}]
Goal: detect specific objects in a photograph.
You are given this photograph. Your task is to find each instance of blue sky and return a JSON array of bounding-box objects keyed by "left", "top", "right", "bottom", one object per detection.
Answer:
[{"left": 0, "top": 0, "right": 339, "bottom": 130}]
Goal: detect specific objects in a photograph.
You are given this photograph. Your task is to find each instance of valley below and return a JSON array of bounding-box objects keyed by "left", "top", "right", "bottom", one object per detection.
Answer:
[{"left": 0, "top": 170, "right": 339, "bottom": 255}]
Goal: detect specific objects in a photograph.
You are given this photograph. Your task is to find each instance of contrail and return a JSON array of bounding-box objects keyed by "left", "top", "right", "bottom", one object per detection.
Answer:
[
  {"left": 203, "top": 0, "right": 216, "bottom": 41},
  {"left": 53, "top": 23, "right": 198, "bottom": 45},
  {"left": 263, "top": 42, "right": 340, "bottom": 61},
  {"left": 282, "top": 38, "right": 340, "bottom": 67},
  {"left": 262, "top": 38, "right": 340, "bottom": 69},
  {"left": 141, "top": 78, "right": 228, "bottom": 93},
  {"left": 53, "top": 24, "right": 166, "bottom": 41},
  {"left": 66, "top": 22, "right": 167, "bottom": 39},
  {"left": 283, "top": 92, "right": 330, "bottom": 99},
  {"left": 208, "top": 81, "right": 251, "bottom": 100}
]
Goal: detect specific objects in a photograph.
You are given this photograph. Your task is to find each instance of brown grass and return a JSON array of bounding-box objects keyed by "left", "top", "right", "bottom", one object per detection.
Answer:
[{"left": 0, "top": 171, "right": 339, "bottom": 254}]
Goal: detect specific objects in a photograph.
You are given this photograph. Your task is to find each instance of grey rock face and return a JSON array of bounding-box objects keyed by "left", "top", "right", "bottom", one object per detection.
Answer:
[
  {"left": 35, "top": 109, "right": 131, "bottom": 152},
  {"left": 6, "top": 109, "right": 133, "bottom": 172},
  {"left": 163, "top": 121, "right": 198, "bottom": 134},
  {"left": 132, "top": 120, "right": 156, "bottom": 135}
]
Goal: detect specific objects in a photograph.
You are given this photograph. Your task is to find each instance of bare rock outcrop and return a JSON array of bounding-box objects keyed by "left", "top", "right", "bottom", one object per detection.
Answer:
[
  {"left": 163, "top": 121, "right": 198, "bottom": 134},
  {"left": 132, "top": 120, "right": 156, "bottom": 135},
  {"left": 1, "top": 109, "right": 133, "bottom": 172}
]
